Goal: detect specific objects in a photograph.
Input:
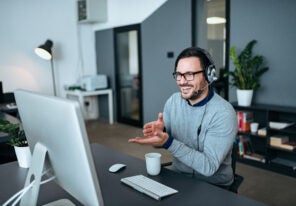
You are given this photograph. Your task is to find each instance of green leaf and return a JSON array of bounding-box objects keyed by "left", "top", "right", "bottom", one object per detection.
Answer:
[
  {"left": 225, "top": 40, "right": 269, "bottom": 90},
  {"left": 0, "top": 121, "right": 28, "bottom": 146}
]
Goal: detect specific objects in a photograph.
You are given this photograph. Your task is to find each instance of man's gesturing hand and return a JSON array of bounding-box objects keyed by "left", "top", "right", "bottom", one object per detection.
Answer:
[
  {"left": 128, "top": 131, "right": 169, "bottom": 147},
  {"left": 143, "top": 113, "right": 164, "bottom": 137},
  {"left": 128, "top": 113, "right": 168, "bottom": 147}
]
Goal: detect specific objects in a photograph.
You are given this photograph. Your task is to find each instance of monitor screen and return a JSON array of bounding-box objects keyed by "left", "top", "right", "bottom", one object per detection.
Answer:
[{"left": 14, "top": 89, "right": 104, "bottom": 205}]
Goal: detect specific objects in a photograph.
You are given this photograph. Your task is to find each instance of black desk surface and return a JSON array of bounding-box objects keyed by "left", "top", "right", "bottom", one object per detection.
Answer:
[{"left": 0, "top": 144, "right": 266, "bottom": 206}]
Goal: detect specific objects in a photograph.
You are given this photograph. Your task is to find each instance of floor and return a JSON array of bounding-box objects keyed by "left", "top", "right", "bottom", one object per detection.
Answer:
[{"left": 86, "top": 119, "right": 296, "bottom": 206}]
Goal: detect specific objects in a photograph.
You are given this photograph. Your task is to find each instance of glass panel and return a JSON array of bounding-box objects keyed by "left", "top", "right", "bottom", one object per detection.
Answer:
[
  {"left": 206, "top": 0, "right": 226, "bottom": 97},
  {"left": 196, "top": 0, "right": 226, "bottom": 98},
  {"left": 116, "top": 29, "right": 141, "bottom": 123},
  {"left": 207, "top": 0, "right": 226, "bottom": 72}
]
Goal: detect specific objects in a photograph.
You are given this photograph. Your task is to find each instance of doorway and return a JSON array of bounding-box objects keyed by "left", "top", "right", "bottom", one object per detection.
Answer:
[
  {"left": 193, "top": 0, "right": 228, "bottom": 99},
  {"left": 114, "top": 24, "right": 143, "bottom": 127}
]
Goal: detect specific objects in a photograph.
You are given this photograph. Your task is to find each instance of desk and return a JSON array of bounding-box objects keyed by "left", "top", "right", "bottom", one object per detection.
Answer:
[
  {"left": 65, "top": 89, "right": 114, "bottom": 124},
  {"left": 0, "top": 144, "right": 266, "bottom": 206}
]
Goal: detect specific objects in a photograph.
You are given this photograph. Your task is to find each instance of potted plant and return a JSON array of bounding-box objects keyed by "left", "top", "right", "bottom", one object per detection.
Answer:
[
  {"left": 0, "top": 119, "right": 31, "bottom": 168},
  {"left": 225, "top": 40, "right": 269, "bottom": 106}
]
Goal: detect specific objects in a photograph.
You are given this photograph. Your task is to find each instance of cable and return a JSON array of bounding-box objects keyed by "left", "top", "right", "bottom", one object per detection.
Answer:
[
  {"left": 3, "top": 169, "right": 55, "bottom": 206},
  {"left": 11, "top": 181, "right": 35, "bottom": 206},
  {"left": 2, "top": 187, "right": 28, "bottom": 206},
  {"left": 12, "top": 175, "right": 56, "bottom": 206}
]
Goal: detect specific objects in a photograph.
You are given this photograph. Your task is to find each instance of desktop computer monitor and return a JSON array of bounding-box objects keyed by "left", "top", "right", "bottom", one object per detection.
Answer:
[{"left": 14, "top": 89, "right": 104, "bottom": 206}]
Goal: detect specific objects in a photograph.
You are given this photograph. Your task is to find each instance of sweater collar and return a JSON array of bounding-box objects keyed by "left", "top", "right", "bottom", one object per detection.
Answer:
[{"left": 187, "top": 86, "right": 214, "bottom": 107}]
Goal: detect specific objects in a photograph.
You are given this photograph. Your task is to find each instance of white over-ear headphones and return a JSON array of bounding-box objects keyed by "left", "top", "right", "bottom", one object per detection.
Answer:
[{"left": 197, "top": 48, "right": 217, "bottom": 83}]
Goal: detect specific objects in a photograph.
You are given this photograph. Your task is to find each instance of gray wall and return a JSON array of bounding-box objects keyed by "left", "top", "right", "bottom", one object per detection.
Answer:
[
  {"left": 229, "top": 0, "right": 296, "bottom": 106},
  {"left": 141, "top": 0, "right": 191, "bottom": 122},
  {"left": 95, "top": 0, "right": 191, "bottom": 124},
  {"left": 95, "top": 29, "right": 116, "bottom": 121}
]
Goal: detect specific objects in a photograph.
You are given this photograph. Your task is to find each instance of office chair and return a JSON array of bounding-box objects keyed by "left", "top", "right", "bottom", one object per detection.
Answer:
[
  {"left": 229, "top": 142, "right": 244, "bottom": 193},
  {"left": 161, "top": 142, "right": 244, "bottom": 193}
]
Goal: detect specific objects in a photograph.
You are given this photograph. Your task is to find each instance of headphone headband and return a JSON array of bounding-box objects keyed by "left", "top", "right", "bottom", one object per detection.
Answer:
[{"left": 174, "top": 47, "right": 217, "bottom": 83}]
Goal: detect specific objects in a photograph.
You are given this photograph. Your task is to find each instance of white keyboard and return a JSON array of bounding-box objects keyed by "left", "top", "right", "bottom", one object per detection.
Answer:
[{"left": 121, "top": 175, "right": 178, "bottom": 200}]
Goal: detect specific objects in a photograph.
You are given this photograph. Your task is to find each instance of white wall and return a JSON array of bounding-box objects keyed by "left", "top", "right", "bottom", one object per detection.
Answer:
[
  {"left": 0, "top": 0, "right": 166, "bottom": 97},
  {"left": 93, "top": 0, "right": 166, "bottom": 31}
]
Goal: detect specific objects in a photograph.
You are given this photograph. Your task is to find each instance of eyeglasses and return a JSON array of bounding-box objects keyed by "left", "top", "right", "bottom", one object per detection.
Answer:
[{"left": 172, "top": 71, "right": 204, "bottom": 81}]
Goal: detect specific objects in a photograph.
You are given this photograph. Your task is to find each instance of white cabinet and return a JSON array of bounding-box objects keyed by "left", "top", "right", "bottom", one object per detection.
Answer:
[{"left": 65, "top": 89, "right": 114, "bottom": 124}]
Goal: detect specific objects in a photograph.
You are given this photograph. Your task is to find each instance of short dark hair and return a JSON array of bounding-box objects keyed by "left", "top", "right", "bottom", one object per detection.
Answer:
[{"left": 174, "top": 47, "right": 213, "bottom": 72}]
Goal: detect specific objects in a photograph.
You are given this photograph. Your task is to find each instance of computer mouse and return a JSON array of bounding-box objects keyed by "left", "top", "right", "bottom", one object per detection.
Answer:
[{"left": 109, "top": 163, "right": 126, "bottom": 173}]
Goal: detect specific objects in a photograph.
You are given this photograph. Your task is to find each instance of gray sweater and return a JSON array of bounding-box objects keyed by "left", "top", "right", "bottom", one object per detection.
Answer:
[{"left": 163, "top": 92, "right": 237, "bottom": 186}]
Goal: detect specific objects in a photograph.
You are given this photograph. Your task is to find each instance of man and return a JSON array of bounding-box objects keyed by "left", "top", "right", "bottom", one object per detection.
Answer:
[{"left": 129, "top": 47, "right": 237, "bottom": 187}]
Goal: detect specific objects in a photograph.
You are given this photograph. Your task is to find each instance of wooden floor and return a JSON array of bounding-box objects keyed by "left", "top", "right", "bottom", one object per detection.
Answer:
[{"left": 86, "top": 119, "right": 296, "bottom": 206}]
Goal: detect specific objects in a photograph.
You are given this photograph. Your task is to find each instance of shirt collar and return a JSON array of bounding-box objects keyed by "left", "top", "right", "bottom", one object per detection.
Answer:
[{"left": 187, "top": 86, "right": 214, "bottom": 107}]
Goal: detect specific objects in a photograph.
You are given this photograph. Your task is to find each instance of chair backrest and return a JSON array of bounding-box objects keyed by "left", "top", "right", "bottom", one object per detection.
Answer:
[
  {"left": 229, "top": 142, "right": 244, "bottom": 193},
  {"left": 231, "top": 142, "right": 238, "bottom": 175}
]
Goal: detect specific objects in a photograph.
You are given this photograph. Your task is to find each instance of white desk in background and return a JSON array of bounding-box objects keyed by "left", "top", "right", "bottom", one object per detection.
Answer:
[{"left": 65, "top": 89, "right": 114, "bottom": 124}]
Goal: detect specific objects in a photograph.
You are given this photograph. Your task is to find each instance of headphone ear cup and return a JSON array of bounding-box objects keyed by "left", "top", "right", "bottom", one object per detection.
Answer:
[{"left": 206, "top": 65, "right": 216, "bottom": 83}]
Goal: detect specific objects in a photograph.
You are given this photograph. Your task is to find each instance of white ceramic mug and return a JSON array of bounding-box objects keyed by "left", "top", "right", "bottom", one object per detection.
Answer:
[
  {"left": 145, "top": 152, "right": 161, "bottom": 176},
  {"left": 250, "top": 122, "right": 259, "bottom": 133}
]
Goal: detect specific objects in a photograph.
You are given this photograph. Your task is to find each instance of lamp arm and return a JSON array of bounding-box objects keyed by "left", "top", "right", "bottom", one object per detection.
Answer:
[{"left": 50, "top": 59, "right": 57, "bottom": 96}]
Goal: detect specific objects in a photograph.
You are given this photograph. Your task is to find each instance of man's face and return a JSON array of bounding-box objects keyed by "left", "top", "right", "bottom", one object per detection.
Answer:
[{"left": 175, "top": 57, "right": 208, "bottom": 101}]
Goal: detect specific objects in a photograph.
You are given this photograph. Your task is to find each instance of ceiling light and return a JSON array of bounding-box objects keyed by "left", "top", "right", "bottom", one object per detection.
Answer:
[{"left": 207, "top": 17, "right": 226, "bottom": 24}]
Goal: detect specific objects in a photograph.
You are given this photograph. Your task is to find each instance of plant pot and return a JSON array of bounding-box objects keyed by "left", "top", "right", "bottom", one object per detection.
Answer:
[
  {"left": 236, "top": 89, "right": 253, "bottom": 106},
  {"left": 14, "top": 146, "right": 31, "bottom": 168}
]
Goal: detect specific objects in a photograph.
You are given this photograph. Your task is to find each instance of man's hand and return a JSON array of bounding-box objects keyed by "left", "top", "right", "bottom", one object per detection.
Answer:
[
  {"left": 143, "top": 113, "right": 164, "bottom": 137},
  {"left": 128, "top": 131, "right": 169, "bottom": 147},
  {"left": 128, "top": 113, "right": 168, "bottom": 147}
]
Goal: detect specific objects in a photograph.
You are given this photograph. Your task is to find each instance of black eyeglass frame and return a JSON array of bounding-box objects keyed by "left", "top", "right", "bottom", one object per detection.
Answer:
[{"left": 172, "top": 71, "right": 204, "bottom": 81}]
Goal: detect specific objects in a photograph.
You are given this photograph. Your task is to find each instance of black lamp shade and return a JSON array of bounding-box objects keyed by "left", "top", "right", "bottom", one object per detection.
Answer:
[{"left": 35, "top": 39, "right": 53, "bottom": 60}]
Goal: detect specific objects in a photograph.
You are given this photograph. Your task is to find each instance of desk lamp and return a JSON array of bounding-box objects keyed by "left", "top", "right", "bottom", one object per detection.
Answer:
[{"left": 34, "top": 39, "right": 57, "bottom": 96}]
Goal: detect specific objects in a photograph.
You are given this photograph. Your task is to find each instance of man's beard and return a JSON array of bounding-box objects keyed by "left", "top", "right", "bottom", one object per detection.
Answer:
[
  {"left": 180, "top": 82, "right": 207, "bottom": 101},
  {"left": 180, "top": 85, "right": 204, "bottom": 101},
  {"left": 189, "top": 89, "right": 204, "bottom": 100}
]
